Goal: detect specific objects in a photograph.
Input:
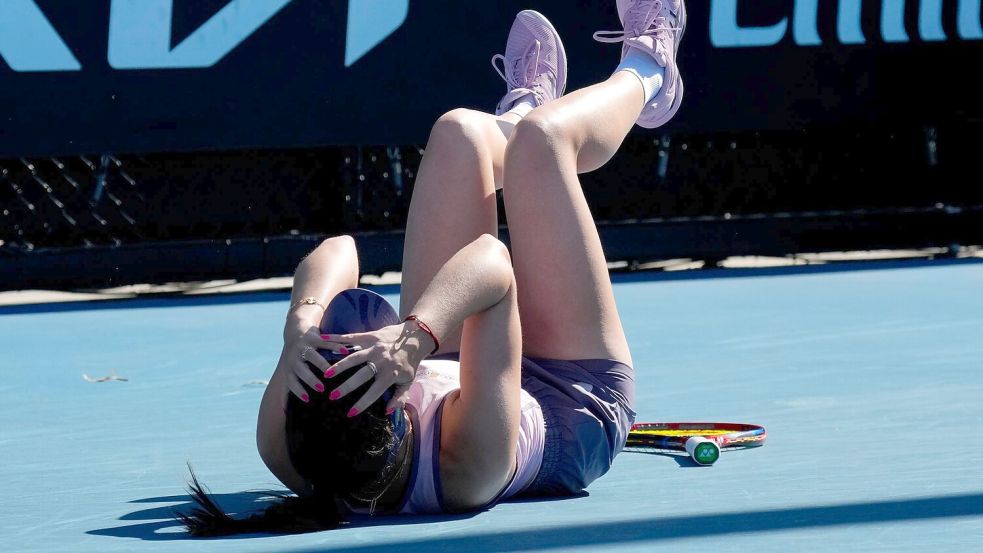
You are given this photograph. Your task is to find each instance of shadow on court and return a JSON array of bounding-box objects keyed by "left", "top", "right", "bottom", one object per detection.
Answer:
[
  {"left": 87, "top": 490, "right": 588, "bottom": 542},
  {"left": 287, "top": 493, "right": 982, "bottom": 552},
  {"left": 87, "top": 491, "right": 482, "bottom": 541},
  {"left": 87, "top": 492, "right": 983, "bottom": 547}
]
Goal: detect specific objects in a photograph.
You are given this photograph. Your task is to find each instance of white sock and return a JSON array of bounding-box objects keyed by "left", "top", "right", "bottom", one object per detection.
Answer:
[
  {"left": 505, "top": 94, "right": 537, "bottom": 118},
  {"left": 615, "top": 48, "right": 665, "bottom": 103}
]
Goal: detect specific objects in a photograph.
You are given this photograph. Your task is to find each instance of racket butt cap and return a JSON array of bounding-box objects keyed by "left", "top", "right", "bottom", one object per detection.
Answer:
[{"left": 685, "top": 437, "right": 721, "bottom": 465}]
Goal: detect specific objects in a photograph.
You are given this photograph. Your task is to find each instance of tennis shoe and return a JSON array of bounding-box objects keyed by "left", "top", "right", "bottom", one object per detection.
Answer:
[
  {"left": 594, "top": 0, "right": 687, "bottom": 128},
  {"left": 492, "top": 10, "right": 567, "bottom": 116}
]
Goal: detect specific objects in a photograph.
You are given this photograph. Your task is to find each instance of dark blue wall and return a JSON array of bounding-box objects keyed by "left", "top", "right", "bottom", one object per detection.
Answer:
[{"left": 1, "top": 0, "right": 981, "bottom": 157}]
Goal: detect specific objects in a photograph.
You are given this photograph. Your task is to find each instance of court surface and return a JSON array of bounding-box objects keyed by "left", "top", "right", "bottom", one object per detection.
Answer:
[{"left": 2, "top": 259, "right": 982, "bottom": 552}]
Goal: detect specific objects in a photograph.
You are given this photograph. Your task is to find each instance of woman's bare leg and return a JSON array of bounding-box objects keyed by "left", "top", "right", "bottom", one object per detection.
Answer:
[
  {"left": 503, "top": 71, "right": 647, "bottom": 364},
  {"left": 399, "top": 109, "right": 513, "bottom": 353},
  {"left": 398, "top": 115, "right": 525, "bottom": 507}
]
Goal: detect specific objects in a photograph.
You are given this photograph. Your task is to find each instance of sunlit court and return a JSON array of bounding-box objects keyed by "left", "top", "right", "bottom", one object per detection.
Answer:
[{"left": 2, "top": 1, "right": 982, "bottom": 552}]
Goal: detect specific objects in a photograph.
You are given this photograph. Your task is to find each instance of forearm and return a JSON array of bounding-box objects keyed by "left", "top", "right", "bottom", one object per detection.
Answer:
[
  {"left": 257, "top": 237, "right": 359, "bottom": 494},
  {"left": 407, "top": 234, "right": 514, "bottom": 351},
  {"left": 285, "top": 236, "right": 359, "bottom": 333}
]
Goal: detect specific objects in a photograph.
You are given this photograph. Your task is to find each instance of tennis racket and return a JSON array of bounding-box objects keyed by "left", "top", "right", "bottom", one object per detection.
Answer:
[{"left": 627, "top": 422, "right": 766, "bottom": 465}]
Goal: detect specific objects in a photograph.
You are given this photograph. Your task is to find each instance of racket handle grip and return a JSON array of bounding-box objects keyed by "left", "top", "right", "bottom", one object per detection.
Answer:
[{"left": 685, "top": 437, "right": 721, "bottom": 465}]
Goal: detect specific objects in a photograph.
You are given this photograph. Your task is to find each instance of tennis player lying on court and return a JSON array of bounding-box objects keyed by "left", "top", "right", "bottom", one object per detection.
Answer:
[{"left": 181, "top": 0, "right": 686, "bottom": 535}]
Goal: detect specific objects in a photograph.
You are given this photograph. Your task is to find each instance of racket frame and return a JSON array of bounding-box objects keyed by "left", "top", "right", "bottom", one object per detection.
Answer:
[{"left": 626, "top": 422, "right": 766, "bottom": 463}]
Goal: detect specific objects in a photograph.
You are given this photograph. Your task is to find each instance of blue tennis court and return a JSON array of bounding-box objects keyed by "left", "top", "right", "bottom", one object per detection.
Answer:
[{"left": 2, "top": 259, "right": 981, "bottom": 552}]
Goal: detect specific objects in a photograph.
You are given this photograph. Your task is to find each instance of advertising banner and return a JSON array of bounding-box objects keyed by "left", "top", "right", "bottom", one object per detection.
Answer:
[{"left": 1, "top": 0, "right": 980, "bottom": 156}]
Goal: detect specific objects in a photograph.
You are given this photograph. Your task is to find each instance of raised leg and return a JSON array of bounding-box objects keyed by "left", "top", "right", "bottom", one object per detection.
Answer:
[
  {"left": 399, "top": 108, "right": 512, "bottom": 352},
  {"left": 502, "top": 72, "right": 647, "bottom": 364}
]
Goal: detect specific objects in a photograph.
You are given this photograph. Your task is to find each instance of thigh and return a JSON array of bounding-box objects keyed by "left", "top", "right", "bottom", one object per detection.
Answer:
[
  {"left": 502, "top": 112, "right": 632, "bottom": 365},
  {"left": 399, "top": 109, "right": 508, "bottom": 353}
]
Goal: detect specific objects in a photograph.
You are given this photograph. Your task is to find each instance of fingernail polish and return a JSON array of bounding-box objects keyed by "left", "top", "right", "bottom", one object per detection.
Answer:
[
  {"left": 324, "top": 369, "right": 335, "bottom": 378},
  {"left": 321, "top": 334, "right": 331, "bottom": 340},
  {"left": 329, "top": 390, "right": 341, "bottom": 401},
  {"left": 339, "top": 347, "right": 349, "bottom": 355},
  {"left": 301, "top": 393, "right": 310, "bottom": 403},
  {"left": 386, "top": 406, "right": 395, "bottom": 416},
  {"left": 347, "top": 407, "right": 359, "bottom": 418},
  {"left": 314, "top": 383, "right": 324, "bottom": 393}
]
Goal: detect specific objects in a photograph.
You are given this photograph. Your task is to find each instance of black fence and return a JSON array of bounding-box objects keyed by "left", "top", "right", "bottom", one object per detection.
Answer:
[{"left": 2, "top": 120, "right": 981, "bottom": 291}]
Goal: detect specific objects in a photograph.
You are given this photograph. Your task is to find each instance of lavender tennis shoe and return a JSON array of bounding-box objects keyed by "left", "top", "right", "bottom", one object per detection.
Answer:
[
  {"left": 594, "top": 0, "right": 687, "bottom": 128},
  {"left": 492, "top": 10, "right": 567, "bottom": 116}
]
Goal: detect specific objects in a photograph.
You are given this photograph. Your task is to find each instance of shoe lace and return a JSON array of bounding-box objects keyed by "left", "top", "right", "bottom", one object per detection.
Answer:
[
  {"left": 491, "top": 39, "right": 554, "bottom": 107},
  {"left": 593, "top": 0, "right": 682, "bottom": 58}
]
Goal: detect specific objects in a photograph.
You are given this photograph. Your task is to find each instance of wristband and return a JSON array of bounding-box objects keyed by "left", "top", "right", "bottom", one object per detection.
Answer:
[{"left": 404, "top": 315, "right": 440, "bottom": 355}]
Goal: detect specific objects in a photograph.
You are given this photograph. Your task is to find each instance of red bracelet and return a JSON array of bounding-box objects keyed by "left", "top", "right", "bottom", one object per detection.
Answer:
[{"left": 404, "top": 315, "right": 440, "bottom": 355}]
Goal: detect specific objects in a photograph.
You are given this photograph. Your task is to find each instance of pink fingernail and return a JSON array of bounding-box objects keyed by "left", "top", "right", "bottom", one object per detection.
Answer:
[
  {"left": 324, "top": 369, "right": 335, "bottom": 378},
  {"left": 314, "top": 383, "right": 324, "bottom": 393},
  {"left": 339, "top": 347, "right": 349, "bottom": 355},
  {"left": 301, "top": 393, "right": 310, "bottom": 403},
  {"left": 329, "top": 390, "right": 341, "bottom": 401},
  {"left": 321, "top": 334, "right": 331, "bottom": 340},
  {"left": 386, "top": 407, "right": 395, "bottom": 416},
  {"left": 347, "top": 407, "right": 359, "bottom": 418}
]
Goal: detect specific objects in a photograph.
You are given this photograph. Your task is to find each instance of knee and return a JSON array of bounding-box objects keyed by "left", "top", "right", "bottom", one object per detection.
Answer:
[
  {"left": 323, "top": 234, "right": 356, "bottom": 253},
  {"left": 430, "top": 108, "right": 494, "bottom": 149},
  {"left": 506, "top": 110, "right": 574, "bottom": 164},
  {"left": 313, "top": 235, "right": 357, "bottom": 261}
]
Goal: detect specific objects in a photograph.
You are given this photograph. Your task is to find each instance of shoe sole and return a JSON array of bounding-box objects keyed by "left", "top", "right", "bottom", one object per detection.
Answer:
[{"left": 516, "top": 9, "right": 568, "bottom": 97}]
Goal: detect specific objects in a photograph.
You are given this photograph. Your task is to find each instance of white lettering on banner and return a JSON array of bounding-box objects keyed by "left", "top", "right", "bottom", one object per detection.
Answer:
[
  {"left": 107, "top": 0, "right": 295, "bottom": 69},
  {"left": 346, "top": 0, "right": 410, "bottom": 67},
  {"left": 0, "top": 0, "right": 81, "bottom": 71},
  {"left": 710, "top": 0, "right": 788, "bottom": 47},
  {"left": 960, "top": 0, "right": 983, "bottom": 38},
  {"left": 919, "top": 0, "right": 946, "bottom": 41},
  {"left": 1, "top": 0, "right": 410, "bottom": 72},
  {"left": 710, "top": 0, "right": 983, "bottom": 48},
  {"left": 838, "top": 0, "right": 866, "bottom": 43}
]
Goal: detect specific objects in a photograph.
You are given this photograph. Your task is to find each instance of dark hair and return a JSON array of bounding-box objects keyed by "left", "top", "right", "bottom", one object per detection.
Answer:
[{"left": 178, "top": 366, "right": 401, "bottom": 536}]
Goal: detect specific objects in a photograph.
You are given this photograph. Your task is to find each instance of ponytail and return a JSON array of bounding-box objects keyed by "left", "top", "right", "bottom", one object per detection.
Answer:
[
  {"left": 178, "top": 365, "right": 401, "bottom": 536},
  {"left": 177, "top": 467, "right": 341, "bottom": 536}
]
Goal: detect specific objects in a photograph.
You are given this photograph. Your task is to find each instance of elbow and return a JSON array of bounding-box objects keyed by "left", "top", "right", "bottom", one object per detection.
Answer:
[{"left": 296, "top": 234, "right": 356, "bottom": 271}]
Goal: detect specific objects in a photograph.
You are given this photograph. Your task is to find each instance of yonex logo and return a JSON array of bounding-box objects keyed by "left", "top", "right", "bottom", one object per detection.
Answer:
[
  {"left": 0, "top": 0, "right": 409, "bottom": 71},
  {"left": 694, "top": 442, "right": 719, "bottom": 463},
  {"left": 711, "top": 0, "right": 982, "bottom": 48}
]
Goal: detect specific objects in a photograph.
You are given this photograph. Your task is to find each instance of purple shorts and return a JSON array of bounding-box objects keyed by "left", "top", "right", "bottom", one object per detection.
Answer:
[
  {"left": 431, "top": 352, "right": 637, "bottom": 496},
  {"left": 518, "top": 356, "right": 636, "bottom": 496}
]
